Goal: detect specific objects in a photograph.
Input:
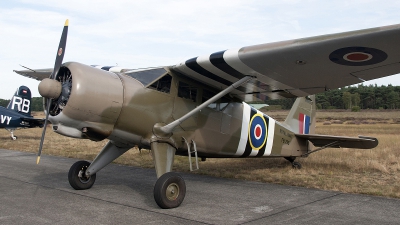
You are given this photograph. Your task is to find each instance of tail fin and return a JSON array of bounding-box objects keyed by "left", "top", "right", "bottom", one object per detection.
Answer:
[
  {"left": 7, "top": 86, "right": 32, "bottom": 117},
  {"left": 284, "top": 95, "right": 316, "bottom": 134}
]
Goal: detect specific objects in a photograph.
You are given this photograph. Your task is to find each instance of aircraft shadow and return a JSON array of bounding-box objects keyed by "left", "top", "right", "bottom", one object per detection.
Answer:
[{"left": 30, "top": 165, "right": 158, "bottom": 208}]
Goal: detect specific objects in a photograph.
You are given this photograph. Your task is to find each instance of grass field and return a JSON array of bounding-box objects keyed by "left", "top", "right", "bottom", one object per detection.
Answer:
[{"left": 1, "top": 110, "right": 399, "bottom": 198}]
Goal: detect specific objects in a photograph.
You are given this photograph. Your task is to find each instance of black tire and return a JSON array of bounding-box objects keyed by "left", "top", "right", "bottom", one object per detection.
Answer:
[
  {"left": 68, "top": 160, "right": 96, "bottom": 190},
  {"left": 154, "top": 172, "right": 186, "bottom": 209},
  {"left": 292, "top": 161, "right": 302, "bottom": 169},
  {"left": 11, "top": 136, "right": 17, "bottom": 140}
]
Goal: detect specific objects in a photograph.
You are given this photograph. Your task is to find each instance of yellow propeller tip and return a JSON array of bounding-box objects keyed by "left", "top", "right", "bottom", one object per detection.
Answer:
[
  {"left": 64, "top": 19, "right": 69, "bottom": 26},
  {"left": 36, "top": 156, "right": 41, "bottom": 164}
]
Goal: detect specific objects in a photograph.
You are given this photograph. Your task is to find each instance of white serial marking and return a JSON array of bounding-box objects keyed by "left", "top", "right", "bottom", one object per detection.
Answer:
[
  {"left": 1, "top": 115, "right": 12, "bottom": 125},
  {"left": 10, "top": 96, "right": 30, "bottom": 113}
]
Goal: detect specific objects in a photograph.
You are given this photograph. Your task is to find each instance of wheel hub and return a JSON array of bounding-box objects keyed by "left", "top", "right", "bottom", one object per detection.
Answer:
[
  {"left": 77, "top": 166, "right": 91, "bottom": 183},
  {"left": 166, "top": 183, "right": 179, "bottom": 200}
]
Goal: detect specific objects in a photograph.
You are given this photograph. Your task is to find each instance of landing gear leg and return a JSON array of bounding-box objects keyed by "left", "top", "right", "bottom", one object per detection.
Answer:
[
  {"left": 68, "top": 141, "right": 130, "bottom": 190},
  {"left": 284, "top": 156, "right": 302, "bottom": 169},
  {"left": 9, "top": 130, "right": 17, "bottom": 140},
  {"left": 151, "top": 141, "right": 186, "bottom": 208}
]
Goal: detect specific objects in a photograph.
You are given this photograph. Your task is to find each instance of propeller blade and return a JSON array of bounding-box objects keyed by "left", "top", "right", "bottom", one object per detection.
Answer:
[
  {"left": 37, "top": 99, "right": 51, "bottom": 164},
  {"left": 50, "top": 19, "right": 69, "bottom": 79},
  {"left": 37, "top": 19, "right": 69, "bottom": 164}
]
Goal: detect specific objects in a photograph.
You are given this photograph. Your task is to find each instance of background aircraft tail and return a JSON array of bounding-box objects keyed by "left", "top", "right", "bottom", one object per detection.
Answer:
[
  {"left": 284, "top": 95, "right": 316, "bottom": 134},
  {"left": 7, "top": 85, "right": 32, "bottom": 117}
]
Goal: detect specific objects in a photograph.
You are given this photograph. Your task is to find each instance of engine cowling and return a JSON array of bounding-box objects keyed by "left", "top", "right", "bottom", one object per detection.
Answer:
[{"left": 45, "top": 62, "right": 124, "bottom": 141}]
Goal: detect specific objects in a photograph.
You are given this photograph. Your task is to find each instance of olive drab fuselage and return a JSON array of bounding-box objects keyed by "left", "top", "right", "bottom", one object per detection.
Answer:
[{"left": 47, "top": 62, "right": 313, "bottom": 159}]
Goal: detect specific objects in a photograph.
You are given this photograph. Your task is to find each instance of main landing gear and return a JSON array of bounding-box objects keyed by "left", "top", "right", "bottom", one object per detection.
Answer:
[
  {"left": 154, "top": 172, "right": 186, "bottom": 209},
  {"left": 67, "top": 160, "right": 186, "bottom": 209},
  {"left": 66, "top": 140, "right": 186, "bottom": 209},
  {"left": 284, "top": 157, "right": 302, "bottom": 169}
]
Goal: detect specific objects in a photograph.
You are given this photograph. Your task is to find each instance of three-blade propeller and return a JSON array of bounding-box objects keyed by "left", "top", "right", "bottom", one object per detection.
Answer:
[{"left": 37, "top": 19, "right": 69, "bottom": 164}]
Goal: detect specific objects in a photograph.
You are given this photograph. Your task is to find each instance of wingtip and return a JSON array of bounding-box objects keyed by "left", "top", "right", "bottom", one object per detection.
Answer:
[
  {"left": 65, "top": 19, "right": 69, "bottom": 26},
  {"left": 36, "top": 156, "right": 41, "bottom": 164}
]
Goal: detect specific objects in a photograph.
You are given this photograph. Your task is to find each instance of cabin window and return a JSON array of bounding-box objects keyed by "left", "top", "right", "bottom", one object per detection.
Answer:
[
  {"left": 178, "top": 81, "right": 197, "bottom": 102},
  {"left": 202, "top": 89, "right": 230, "bottom": 110},
  {"left": 202, "top": 89, "right": 217, "bottom": 109},
  {"left": 148, "top": 74, "right": 172, "bottom": 93},
  {"left": 124, "top": 68, "right": 167, "bottom": 86}
]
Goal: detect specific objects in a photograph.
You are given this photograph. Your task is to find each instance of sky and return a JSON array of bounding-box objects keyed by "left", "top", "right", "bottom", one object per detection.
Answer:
[{"left": 1, "top": 0, "right": 400, "bottom": 99}]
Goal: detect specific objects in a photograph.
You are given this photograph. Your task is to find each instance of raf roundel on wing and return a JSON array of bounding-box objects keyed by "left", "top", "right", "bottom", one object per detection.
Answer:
[{"left": 329, "top": 46, "right": 387, "bottom": 66}]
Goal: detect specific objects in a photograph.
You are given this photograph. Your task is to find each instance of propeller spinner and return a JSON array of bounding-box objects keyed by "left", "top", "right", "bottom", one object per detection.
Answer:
[{"left": 37, "top": 19, "right": 69, "bottom": 164}]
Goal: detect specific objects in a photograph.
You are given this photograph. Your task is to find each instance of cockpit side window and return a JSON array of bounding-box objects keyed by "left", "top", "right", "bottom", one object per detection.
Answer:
[
  {"left": 148, "top": 74, "right": 172, "bottom": 93},
  {"left": 202, "top": 89, "right": 231, "bottom": 111},
  {"left": 178, "top": 81, "right": 197, "bottom": 102},
  {"left": 124, "top": 68, "right": 167, "bottom": 86},
  {"left": 202, "top": 89, "right": 217, "bottom": 109}
]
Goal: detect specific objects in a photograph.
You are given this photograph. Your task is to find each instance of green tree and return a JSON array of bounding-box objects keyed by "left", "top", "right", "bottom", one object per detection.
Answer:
[
  {"left": 0, "top": 99, "right": 10, "bottom": 108},
  {"left": 351, "top": 92, "right": 360, "bottom": 107},
  {"left": 342, "top": 91, "right": 351, "bottom": 109},
  {"left": 31, "top": 97, "right": 44, "bottom": 111},
  {"left": 387, "top": 91, "right": 399, "bottom": 109}
]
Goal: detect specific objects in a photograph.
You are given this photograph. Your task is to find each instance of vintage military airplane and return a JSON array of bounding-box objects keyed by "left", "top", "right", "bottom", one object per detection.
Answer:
[
  {"left": 14, "top": 20, "right": 400, "bottom": 208},
  {"left": 0, "top": 86, "right": 44, "bottom": 140}
]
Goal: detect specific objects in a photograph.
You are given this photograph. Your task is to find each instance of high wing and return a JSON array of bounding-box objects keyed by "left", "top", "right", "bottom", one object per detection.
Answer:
[
  {"left": 14, "top": 68, "right": 53, "bottom": 81},
  {"left": 14, "top": 24, "right": 400, "bottom": 102},
  {"left": 172, "top": 24, "right": 400, "bottom": 102},
  {"left": 13, "top": 65, "right": 129, "bottom": 81},
  {"left": 296, "top": 134, "right": 378, "bottom": 149}
]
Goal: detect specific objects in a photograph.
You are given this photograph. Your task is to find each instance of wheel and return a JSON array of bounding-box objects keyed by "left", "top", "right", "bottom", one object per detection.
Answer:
[
  {"left": 154, "top": 172, "right": 186, "bottom": 209},
  {"left": 292, "top": 161, "right": 302, "bottom": 169},
  {"left": 68, "top": 160, "right": 96, "bottom": 190},
  {"left": 11, "top": 136, "right": 17, "bottom": 140}
]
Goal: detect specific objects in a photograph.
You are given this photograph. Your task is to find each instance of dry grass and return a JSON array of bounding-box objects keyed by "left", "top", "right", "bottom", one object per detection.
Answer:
[{"left": 1, "top": 110, "right": 400, "bottom": 198}]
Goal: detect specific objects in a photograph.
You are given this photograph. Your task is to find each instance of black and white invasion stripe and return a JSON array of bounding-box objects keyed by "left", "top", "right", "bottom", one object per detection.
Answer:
[{"left": 173, "top": 48, "right": 276, "bottom": 102}]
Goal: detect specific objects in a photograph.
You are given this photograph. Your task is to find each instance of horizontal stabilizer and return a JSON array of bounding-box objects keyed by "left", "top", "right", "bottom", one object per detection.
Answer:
[
  {"left": 20, "top": 117, "right": 46, "bottom": 128},
  {"left": 296, "top": 134, "right": 378, "bottom": 149}
]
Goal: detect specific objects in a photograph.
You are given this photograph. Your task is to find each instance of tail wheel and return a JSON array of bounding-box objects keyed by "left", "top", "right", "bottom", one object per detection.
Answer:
[
  {"left": 154, "top": 172, "right": 186, "bottom": 209},
  {"left": 68, "top": 160, "right": 96, "bottom": 190},
  {"left": 292, "top": 161, "right": 302, "bottom": 169}
]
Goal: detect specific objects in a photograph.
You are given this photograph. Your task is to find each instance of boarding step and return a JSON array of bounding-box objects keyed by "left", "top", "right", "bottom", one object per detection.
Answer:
[{"left": 182, "top": 137, "right": 199, "bottom": 171}]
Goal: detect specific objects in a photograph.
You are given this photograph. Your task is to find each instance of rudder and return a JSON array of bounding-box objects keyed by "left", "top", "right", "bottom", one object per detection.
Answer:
[
  {"left": 7, "top": 86, "right": 32, "bottom": 117},
  {"left": 284, "top": 95, "right": 316, "bottom": 134}
]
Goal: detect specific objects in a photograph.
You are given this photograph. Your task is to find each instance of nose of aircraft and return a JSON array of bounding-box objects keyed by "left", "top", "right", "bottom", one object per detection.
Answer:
[{"left": 38, "top": 78, "right": 62, "bottom": 99}]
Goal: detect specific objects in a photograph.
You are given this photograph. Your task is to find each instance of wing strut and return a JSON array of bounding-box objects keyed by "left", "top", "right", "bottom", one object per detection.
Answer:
[{"left": 155, "top": 76, "right": 253, "bottom": 136}]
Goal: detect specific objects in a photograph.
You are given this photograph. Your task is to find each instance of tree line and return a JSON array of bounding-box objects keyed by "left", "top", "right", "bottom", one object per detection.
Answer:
[
  {"left": 265, "top": 84, "right": 400, "bottom": 110},
  {"left": 0, "top": 84, "right": 399, "bottom": 111}
]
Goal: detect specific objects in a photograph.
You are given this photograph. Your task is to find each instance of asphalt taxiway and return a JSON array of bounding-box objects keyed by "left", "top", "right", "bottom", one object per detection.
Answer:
[{"left": 0, "top": 148, "right": 399, "bottom": 224}]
